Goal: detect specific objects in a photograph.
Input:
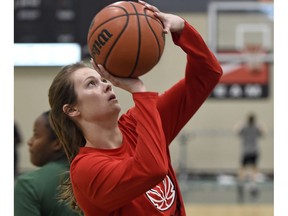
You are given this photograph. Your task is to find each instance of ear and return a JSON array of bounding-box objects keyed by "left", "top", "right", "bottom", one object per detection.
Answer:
[
  {"left": 51, "top": 140, "right": 62, "bottom": 151},
  {"left": 63, "top": 104, "right": 80, "bottom": 117}
]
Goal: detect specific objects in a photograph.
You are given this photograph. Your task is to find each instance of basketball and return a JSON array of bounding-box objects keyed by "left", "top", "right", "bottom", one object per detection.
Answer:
[{"left": 87, "top": 1, "right": 165, "bottom": 78}]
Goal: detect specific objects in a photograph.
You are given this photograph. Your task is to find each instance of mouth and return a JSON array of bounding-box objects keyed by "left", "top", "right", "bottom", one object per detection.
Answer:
[{"left": 108, "top": 94, "right": 116, "bottom": 101}]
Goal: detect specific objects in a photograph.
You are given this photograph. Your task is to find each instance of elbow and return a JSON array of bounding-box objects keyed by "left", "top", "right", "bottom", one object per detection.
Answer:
[
  {"left": 209, "top": 54, "right": 224, "bottom": 78},
  {"left": 149, "top": 152, "right": 169, "bottom": 177},
  {"left": 218, "top": 66, "right": 223, "bottom": 77},
  {"left": 146, "top": 160, "right": 168, "bottom": 182},
  {"left": 212, "top": 63, "right": 223, "bottom": 84},
  {"left": 207, "top": 66, "right": 223, "bottom": 87},
  {"left": 213, "top": 61, "right": 223, "bottom": 78},
  {"left": 135, "top": 156, "right": 168, "bottom": 182},
  {"left": 152, "top": 165, "right": 168, "bottom": 179},
  {"left": 215, "top": 67, "right": 223, "bottom": 84},
  {"left": 147, "top": 166, "right": 168, "bottom": 188},
  {"left": 218, "top": 65, "right": 223, "bottom": 76}
]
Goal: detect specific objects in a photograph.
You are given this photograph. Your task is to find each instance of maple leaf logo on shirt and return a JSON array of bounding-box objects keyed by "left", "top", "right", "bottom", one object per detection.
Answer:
[{"left": 145, "top": 175, "right": 176, "bottom": 211}]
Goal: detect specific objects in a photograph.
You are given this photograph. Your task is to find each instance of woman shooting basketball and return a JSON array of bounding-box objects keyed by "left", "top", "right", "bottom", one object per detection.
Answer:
[{"left": 48, "top": 1, "right": 223, "bottom": 215}]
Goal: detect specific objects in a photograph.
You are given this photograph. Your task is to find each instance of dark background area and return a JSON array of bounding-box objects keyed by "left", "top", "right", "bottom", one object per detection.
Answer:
[{"left": 14, "top": 0, "right": 258, "bottom": 58}]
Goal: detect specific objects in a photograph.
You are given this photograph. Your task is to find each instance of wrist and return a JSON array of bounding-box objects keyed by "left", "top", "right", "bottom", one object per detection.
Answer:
[
  {"left": 130, "top": 84, "right": 146, "bottom": 93},
  {"left": 173, "top": 18, "right": 185, "bottom": 34}
]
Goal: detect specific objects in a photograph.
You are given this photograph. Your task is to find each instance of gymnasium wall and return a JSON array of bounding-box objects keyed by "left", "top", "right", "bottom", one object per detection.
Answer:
[{"left": 14, "top": 13, "right": 273, "bottom": 174}]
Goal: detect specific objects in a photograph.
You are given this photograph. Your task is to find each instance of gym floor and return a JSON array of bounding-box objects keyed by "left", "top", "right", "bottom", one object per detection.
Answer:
[{"left": 179, "top": 175, "right": 273, "bottom": 216}]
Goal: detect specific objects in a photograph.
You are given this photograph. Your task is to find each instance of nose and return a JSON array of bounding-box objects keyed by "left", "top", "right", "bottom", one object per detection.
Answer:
[
  {"left": 104, "top": 82, "right": 112, "bottom": 92},
  {"left": 27, "top": 137, "right": 33, "bottom": 147}
]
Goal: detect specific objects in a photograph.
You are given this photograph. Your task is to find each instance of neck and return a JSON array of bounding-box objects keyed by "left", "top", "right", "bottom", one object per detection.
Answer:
[
  {"left": 46, "top": 151, "right": 67, "bottom": 164},
  {"left": 83, "top": 122, "right": 123, "bottom": 149}
]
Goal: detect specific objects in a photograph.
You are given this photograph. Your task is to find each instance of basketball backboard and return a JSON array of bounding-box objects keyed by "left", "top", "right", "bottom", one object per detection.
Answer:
[{"left": 207, "top": 1, "right": 274, "bottom": 99}]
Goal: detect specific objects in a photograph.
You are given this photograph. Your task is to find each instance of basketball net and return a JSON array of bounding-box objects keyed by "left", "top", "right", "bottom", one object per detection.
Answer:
[{"left": 243, "top": 44, "right": 266, "bottom": 74}]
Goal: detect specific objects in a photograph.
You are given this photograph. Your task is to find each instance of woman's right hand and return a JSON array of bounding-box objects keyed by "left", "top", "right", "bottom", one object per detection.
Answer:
[
  {"left": 90, "top": 59, "right": 147, "bottom": 93},
  {"left": 138, "top": 0, "right": 185, "bottom": 34}
]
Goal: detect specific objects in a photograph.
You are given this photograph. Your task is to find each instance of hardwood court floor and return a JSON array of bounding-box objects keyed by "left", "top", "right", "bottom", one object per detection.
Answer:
[
  {"left": 185, "top": 204, "right": 273, "bottom": 216},
  {"left": 179, "top": 177, "right": 273, "bottom": 216}
]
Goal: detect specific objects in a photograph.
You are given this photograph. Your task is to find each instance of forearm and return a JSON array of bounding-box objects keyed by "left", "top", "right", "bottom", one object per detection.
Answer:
[
  {"left": 158, "top": 21, "right": 223, "bottom": 144},
  {"left": 172, "top": 20, "right": 223, "bottom": 78}
]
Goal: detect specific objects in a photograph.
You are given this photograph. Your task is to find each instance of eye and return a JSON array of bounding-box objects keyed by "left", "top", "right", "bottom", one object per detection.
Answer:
[
  {"left": 33, "top": 132, "right": 39, "bottom": 139},
  {"left": 88, "top": 80, "right": 96, "bottom": 86},
  {"left": 101, "top": 78, "right": 108, "bottom": 83}
]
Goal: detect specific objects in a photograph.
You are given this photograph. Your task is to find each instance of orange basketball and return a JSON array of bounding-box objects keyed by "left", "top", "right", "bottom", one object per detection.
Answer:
[{"left": 87, "top": 1, "right": 165, "bottom": 78}]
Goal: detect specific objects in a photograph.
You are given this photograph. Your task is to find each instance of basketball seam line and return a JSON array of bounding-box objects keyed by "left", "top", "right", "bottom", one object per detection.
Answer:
[
  {"left": 127, "top": 2, "right": 141, "bottom": 78},
  {"left": 144, "top": 9, "right": 163, "bottom": 63},
  {"left": 88, "top": 14, "right": 162, "bottom": 43},
  {"left": 103, "top": 7, "right": 130, "bottom": 77}
]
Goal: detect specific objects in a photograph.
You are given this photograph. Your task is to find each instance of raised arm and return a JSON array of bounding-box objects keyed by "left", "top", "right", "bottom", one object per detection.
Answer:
[{"left": 157, "top": 20, "right": 223, "bottom": 144}]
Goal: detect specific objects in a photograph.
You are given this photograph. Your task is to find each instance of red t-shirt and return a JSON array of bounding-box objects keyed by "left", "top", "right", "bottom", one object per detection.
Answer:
[{"left": 70, "top": 21, "right": 223, "bottom": 216}]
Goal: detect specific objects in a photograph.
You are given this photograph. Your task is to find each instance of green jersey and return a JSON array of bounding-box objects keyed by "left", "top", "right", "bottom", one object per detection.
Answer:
[{"left": 14, "top": 158, "right": 79, "bottom": 216}]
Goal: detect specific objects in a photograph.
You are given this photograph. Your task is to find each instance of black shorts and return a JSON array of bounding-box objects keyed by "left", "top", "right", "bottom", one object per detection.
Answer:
[{"left": 241, "top": 153, "right": 259, "bottom": 166}]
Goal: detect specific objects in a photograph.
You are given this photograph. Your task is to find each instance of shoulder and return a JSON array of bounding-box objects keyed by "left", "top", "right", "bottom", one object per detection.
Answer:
[
  {"left": 41, "top": 159, "right": 70, "bottom": 173},
  {"left": 119, "top": 108, "right": 136, "bottom": 129},
  {"left": 14, "top": 170, "right": 40, "bottom": 199},
  {"left": 16, "top": 160, "right": 69, "bottom": 189},
  {"left": 15, "top": 171, "right": 37, "bottom": 188}
]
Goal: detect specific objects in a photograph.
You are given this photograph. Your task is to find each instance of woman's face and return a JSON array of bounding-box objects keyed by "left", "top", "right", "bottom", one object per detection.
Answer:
[
  {"left": 28, "top": 115, "right": 57, "bottom": 167},
  {"left": 71, "top": 67, "right": 121, "bottom": 122}
]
